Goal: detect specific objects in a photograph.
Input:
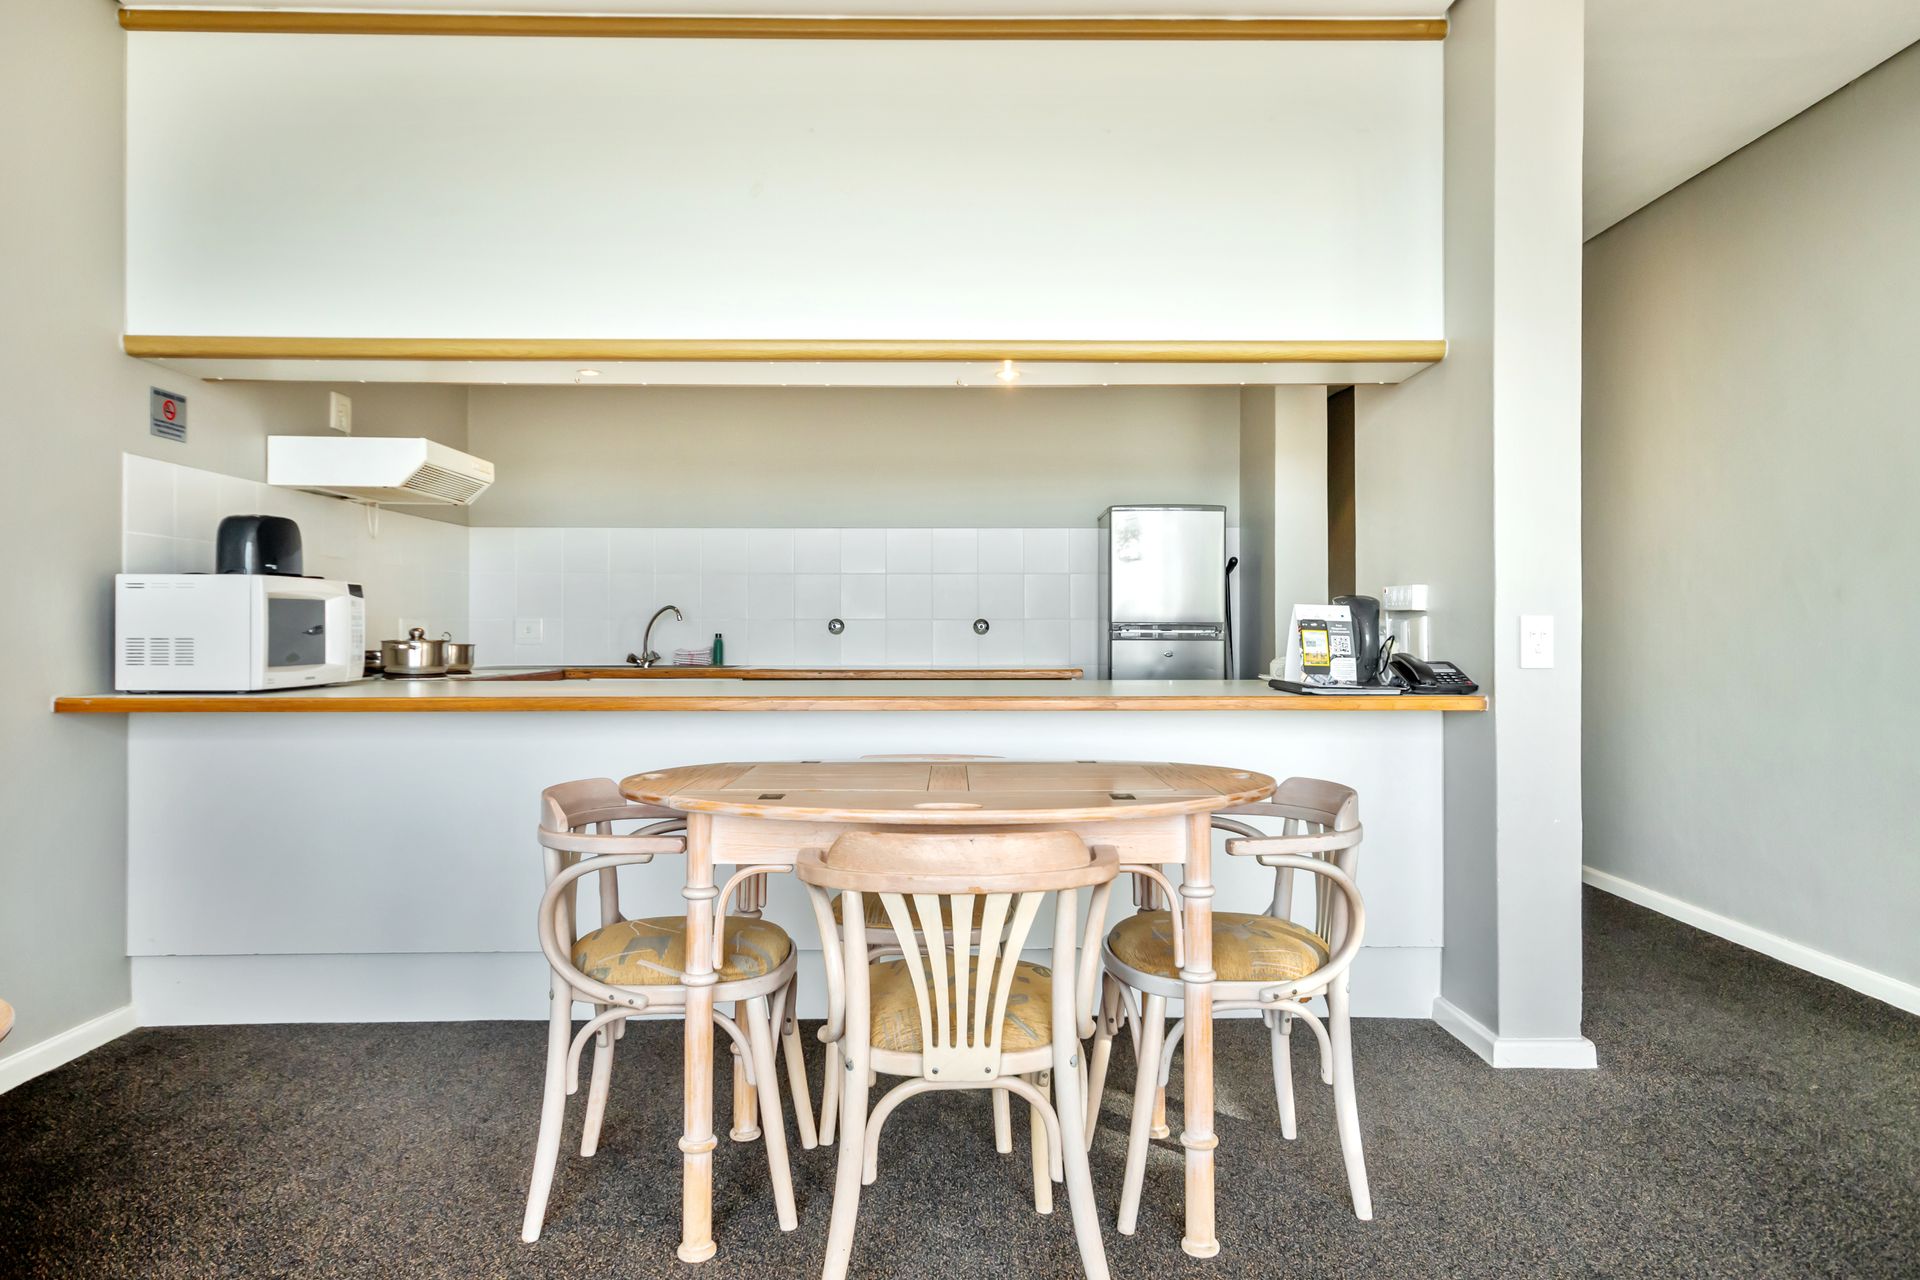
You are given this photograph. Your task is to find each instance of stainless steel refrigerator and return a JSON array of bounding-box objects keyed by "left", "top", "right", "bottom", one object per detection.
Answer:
[{"left": 1097, "top": 505, "right": 1227, "bottom": 679}]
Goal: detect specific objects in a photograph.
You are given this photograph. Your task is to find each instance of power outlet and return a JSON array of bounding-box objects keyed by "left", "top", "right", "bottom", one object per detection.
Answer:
[
  {"left": 1520, "top": 615, "right": 1554, "bottom": 669},
  {"left": 328, "top": 391, "right": 353, "bottom": 434},
  {"left": 514, "top": 618, "right": 545, "bottom": 644},
  {"left": 1382, "top": 584, "right": 1430, "bottom": 612}
]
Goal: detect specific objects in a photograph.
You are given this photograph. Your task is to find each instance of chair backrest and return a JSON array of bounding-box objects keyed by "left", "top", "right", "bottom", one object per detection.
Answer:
[
  {"left": 538, "top": 778, "right": 688, "bottom": 936},
  {"left": 1218, "top": 776, "right": 1361, "bottom": 942},
  {"left": 799, "top": 829, "right": 1115, "bottom": 1078}
]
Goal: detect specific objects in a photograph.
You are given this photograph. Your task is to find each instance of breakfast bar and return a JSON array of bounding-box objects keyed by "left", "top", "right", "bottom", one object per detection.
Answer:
[{"left": 55, "top": 676, "right": 1479, "bottom": 1028}]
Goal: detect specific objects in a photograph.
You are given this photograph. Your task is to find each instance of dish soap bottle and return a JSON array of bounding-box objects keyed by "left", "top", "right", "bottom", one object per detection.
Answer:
[{"left": 710, "top": 632, "right": 725, "bottom": 667}]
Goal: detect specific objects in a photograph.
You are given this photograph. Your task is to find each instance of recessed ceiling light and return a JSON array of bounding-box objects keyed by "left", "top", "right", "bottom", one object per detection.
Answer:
[
  {"left": 996, "top": 359, "right": 1020, "bottom": 384},
  {"left": 577, "top": 368, "right": 600, "bottom": 378}
]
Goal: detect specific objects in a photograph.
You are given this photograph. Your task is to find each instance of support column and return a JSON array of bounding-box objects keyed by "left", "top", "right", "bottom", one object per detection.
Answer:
[{"left": 1353, "top": 0, "right": 1594, "bottom": 1067}]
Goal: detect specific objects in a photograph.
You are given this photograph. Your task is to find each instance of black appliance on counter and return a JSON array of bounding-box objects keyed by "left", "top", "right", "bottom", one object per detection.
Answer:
[{"left": 216, "top": 515, "right": 303, "bottom": 576}]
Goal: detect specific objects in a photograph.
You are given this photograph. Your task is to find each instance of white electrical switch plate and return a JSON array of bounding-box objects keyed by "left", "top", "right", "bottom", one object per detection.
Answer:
[
  {"left": 328, "top": 391, "right": 353, "bottom": 434},
  {"left": 1519, "top": 615, "right": 1554, "bottom": 668},
  {"left": 514, "top": 618, "right": 545, "bottom": 644},
  {"left": 1382, "top": 584, "right": 1430, "bottom": 612}
]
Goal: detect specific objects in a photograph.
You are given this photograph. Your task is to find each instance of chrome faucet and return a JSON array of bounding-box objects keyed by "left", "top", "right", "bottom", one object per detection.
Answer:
[{"left": 629, "top": 605, "right": 683, "bottom": 668}]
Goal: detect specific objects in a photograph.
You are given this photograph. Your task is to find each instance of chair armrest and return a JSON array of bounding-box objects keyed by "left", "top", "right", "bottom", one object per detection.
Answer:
[
  {"left": 1075, "top": 872, "right": 1118, "bottom": 1040},
  {"left": 537, "top": 826, "right": 686, "bottom": 858},
  {"left": 536, "top": 852, "right": 674, "bottom": 1012},
  {"left": 1221, "top": 825, "right": 1364, "bottom": 860},
  {"left": 1243, "top": 855, "right": 1366, "bottom": 997},
  {"left": 803, "top": 881, "right": 848, "bottom": 1043},
  {"left": 1111, "top": 865, "right": 1185, "bottom": 969},
  {"left": 712, "top": 865, "right": 794, "bottom": 968}
]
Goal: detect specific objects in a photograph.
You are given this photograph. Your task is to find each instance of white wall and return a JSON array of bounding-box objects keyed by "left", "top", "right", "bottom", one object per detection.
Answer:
[
  {"left": 1356, "top": 0, "right": 1590, "bottom": 1065},
  {"left": 126, "top": 33, "right": 1441, "bottom": 340},
  {"left": 1584, "top": 42, "right": 1920, "bottom": 997}
]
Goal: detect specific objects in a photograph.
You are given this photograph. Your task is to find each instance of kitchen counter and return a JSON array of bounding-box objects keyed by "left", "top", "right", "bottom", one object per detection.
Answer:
[
  {"left": 108, "top": 668, "right": 1467, "bottom": 1027},
  {"left": 56, "top": 676, "right": 1486, "bottom": 713}
]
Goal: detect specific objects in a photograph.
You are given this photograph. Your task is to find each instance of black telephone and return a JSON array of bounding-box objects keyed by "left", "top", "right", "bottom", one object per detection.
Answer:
[{"left": 1388, "top": 653, "right": 1479, "bottom": 694}]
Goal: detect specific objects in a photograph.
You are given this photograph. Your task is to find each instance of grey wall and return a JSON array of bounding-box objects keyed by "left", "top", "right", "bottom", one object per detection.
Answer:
[
  {"left": 1356, "top": 0, "right": 1588, "bottom": 1054},
  {"left": 1584, "top": 42, "right": 1920, "bottom": 988},
  {"left": 0, "top": 1, "right": 469, "bottom": 1072},
  {"left": 466, "top": 386, "right": 1239, "bottom": 528}
]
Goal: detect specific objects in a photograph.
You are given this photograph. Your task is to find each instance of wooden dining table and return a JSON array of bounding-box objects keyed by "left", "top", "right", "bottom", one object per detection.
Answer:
[{"left": 620, "top": 757, "right": 1276, "bottom": 1264}]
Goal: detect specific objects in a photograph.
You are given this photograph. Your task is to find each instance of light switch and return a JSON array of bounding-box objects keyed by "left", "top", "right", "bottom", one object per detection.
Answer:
[
  {"left": 515, "top": 618, "right": 545, "bottom": 644},
  {"left": 1519, "top": 615, "right": 1554, "bottom": 669},
  {"left": 327, "top": 391, "right": 352, "bottom": 434}
]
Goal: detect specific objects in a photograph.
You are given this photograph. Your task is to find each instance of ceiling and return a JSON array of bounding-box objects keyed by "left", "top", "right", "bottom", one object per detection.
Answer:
[{"left": 1584, "top": 0, "right": 1920, "bottom": 237}]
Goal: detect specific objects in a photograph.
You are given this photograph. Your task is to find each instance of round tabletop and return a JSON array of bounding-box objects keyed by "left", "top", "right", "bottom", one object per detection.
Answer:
[{"left": 619, "top": 758, "right": 1275, "bottom": 825}]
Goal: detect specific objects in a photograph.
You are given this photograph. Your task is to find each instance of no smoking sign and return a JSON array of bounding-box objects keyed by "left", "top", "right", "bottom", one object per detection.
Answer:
[{"left": 149, "top": 387, "right": 187, "bottom": 442}]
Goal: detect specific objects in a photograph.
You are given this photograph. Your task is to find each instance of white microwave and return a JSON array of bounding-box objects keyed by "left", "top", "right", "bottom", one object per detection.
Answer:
[{"left": 115, "top": 575, "right": 366, "bottom": 692}]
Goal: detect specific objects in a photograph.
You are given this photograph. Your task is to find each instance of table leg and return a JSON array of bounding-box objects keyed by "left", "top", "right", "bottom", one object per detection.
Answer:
[
  {"left": 1180, "top": 811, "right": 1219, "bottom": 1259},
  {"left": 679, "top": 813, "right": 720, "bottom": 1264}
]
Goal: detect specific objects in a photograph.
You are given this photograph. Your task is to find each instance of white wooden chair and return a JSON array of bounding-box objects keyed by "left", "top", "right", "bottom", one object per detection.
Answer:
[
  {"left": 1091, "top": 776, "right": 1372, "bottom": 1230},
  {"left": 521, "top": 778, "right": 817, "bottom": 1244},
  {"left": 801, "top": 828, "right": 1119, "bottom": 1280},
  {"left": 817, "top": 754, "right": 1009, "bottom": 1150}
]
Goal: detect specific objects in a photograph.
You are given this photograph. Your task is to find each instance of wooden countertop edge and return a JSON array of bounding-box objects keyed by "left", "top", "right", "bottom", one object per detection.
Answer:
[{"left": 53, "top": 692, "right": 1487, "bottom": 713}]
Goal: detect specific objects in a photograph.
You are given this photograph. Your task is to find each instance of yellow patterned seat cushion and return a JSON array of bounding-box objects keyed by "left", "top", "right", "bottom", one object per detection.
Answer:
[
  {"left": 572, "top": 916, "right": 792, "bottom": 986},
  {"left": 1107, "top": 911, "right": 1330, "bottom": 984},
  {"left": 867, "top": 959, "right": 1054, "bottom": 1053},
  {"left": 831, "top": 893, "right": 991, "bottom": 931}
]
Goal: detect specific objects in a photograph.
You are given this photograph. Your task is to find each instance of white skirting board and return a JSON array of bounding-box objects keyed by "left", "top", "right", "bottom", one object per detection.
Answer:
[
  {"left": 0, "top": 1005, "right": 140, "bottom": 1095},
  {"left": 133, "top": 946, "right": 1443, "bottom": 1026},
  {"left": 1430, "top": 997, "right": 1597, "bottom": 1070},
  {"left": 1583, "top": 866, "right": 1920, "bottom": 1018}
]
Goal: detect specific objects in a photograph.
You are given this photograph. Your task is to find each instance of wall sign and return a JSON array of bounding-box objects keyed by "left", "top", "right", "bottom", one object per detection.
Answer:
[{"left": 150, "top": 387, "right": 187, "bottom": 442}]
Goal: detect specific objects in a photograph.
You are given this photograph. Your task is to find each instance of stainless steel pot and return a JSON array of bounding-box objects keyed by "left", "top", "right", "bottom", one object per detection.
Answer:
[
  {"left": 380, "top": 627, "right": 448, "bottom": 678},
  {"left": 441, "top": 632, "right": 475, "bottom": 675}
]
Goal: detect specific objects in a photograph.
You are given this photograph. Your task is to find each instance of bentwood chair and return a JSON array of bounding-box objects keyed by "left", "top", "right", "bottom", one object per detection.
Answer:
[
  {"left": 817, "top": 755, "right": 1005, "bottom": 1149},
  {"left": 1091, "top": 777, "right": 1372, "bottom": 1228},
  {"left": 801, "top": 828, "right": 1119, "bottom": 1280},
  {"left": 521, "top": 778, "right": 817, "bottom": 1244}
]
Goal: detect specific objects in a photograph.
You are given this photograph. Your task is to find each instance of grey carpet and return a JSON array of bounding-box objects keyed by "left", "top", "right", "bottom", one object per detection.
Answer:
[{"left": 3, "top": 889, "right": 1916, "bottom": 1278}]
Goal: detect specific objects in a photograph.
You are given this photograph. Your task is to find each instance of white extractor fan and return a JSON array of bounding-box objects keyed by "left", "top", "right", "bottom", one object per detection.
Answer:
[{"left": 267, "top": 436, "right": 494, "bottom": 505}]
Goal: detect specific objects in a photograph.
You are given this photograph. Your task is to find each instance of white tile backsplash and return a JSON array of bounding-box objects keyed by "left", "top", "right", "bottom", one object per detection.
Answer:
[
  {"left": 931, "top": 528, "right": 978, "bottom": 573},
  {"left": 98, "top": 509, "right": 1248, "bottom": 672},
  {"left": 886, "top": 573, "right": 933, "bottom": 619},
  {"left": 931, "top": 574, "right": 978, "bottom": 620},
  {"left": 978, "top": 573, "right": 1023, "bottom": 619},
  {"left": 840, "top": 528, "right": 888, "bottom": 574},
  {"left": 654, "top": 528, "right": 701, "bottom": 574},
  {"left": 794, "top": 528, "right": 840, "bottom": 573},
  {"left": 563, "top": 527, "right": 609, "bottom": 573},
  {"left": 841, "top": 573, "right": 887, "bottom": 620},
  {"left": 122, "top": 454, "right": 469, "bottom": 647},
  {"left": 977, "top": 528, "right": 1023, "bottom": 574},
  {"left": 886, "top": 528, "right": 933, "bottom": 573},
  {"left": 795, "top": 573, "right": 841, "bottom": 618},
  {"left": 1022, "top": 528, "right": 1069, "bottom": 574}
]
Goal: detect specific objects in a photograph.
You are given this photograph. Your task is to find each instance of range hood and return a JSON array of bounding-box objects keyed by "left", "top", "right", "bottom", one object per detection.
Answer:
[{"left": 266, "top": 436, "right": 494, "bottom": 505}]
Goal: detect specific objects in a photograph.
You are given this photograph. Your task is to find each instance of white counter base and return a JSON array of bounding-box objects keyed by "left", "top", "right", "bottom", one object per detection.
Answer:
[{"left": 128, "top": 710, "right": 1446, "bottom": 1026}]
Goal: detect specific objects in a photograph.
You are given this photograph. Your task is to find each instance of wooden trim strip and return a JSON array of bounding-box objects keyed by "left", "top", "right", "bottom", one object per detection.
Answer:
[
  {"left": 119, "top": 11, "right": 1447, "bottom": 42},
  {"left": 122, "top": 336, "right": 1447, "bottom": 365},
  {"left": 53, "top": 691, "right": 1486, "bottom": 713}
]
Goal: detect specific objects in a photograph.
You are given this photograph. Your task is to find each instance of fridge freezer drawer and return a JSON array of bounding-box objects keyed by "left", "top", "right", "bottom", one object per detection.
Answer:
[{"left": 1109, "top": 637, "right": 1226, "bottom": 680}]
